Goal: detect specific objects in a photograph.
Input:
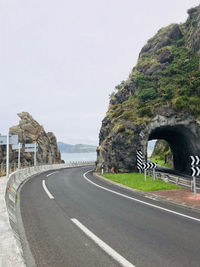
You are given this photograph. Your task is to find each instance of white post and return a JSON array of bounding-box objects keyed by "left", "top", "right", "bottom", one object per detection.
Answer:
[
  {"left": 18, "top": 143, "right": 21, "bottom": 169},
  {"left": 153, "top": 168, "right": 155, "bottom": 180},
  {"left": 193, "top": 176, "right": 197, "bottom": 199},
  {"left": 34, "top": 143, "right": 37, "bottom": 166},
  {"left": 6, "top": 134, "right": 9, "bottom": 177},
  {"left": 144, "top": 169, "right": 146, "bottom": 182}
]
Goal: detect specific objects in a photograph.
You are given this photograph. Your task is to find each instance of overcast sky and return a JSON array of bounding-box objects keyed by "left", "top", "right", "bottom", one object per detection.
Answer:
[{"left": 0, "top": 0, "right": 199, "bottom": 145}]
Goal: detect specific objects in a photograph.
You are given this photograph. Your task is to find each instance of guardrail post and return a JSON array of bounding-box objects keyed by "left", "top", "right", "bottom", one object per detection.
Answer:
[{"left": 193, "top": 176, "right": 197, "bottom": 198}]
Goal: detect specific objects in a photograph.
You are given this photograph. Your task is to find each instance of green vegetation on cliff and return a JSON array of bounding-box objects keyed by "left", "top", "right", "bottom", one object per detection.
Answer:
[
  {"left": 96, "top": 5, "right": 200, "bottom": 174},
  {"left": 106, "top": 7, "right": 200, "bottom": 133},
  {"left": 150, "top": 140, "right": 173, "bottom": 168}
]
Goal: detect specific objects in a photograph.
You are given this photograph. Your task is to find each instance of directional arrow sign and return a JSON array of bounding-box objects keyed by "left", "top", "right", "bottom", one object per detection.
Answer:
[
  {"left": 190, "top": 155, "right": 200, "bottom": 166},
  {"left": 195, "top": 156, "right": 200, "bottom": 166},
  {"left": 191, "top": 166, "right": 200, "bottom": 177},
  {"left": 143, "top": 162, "right": 157, "bottom": 170}
]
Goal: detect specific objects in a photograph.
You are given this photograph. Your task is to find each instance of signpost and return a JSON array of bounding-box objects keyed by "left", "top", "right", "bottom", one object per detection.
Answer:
[
  {"left": 0, "top": 134, "right": 19, "bottom": 177},
  {"left": 143, "top": 162, "right": 157, "bottom": 181},
  {"left": 12, "top": 143, "right": 22, "bottom": 169},
  {"left": 190, "top": 156, "right": 200, "bottom": 198},
  {"left": 25, "top": 143, "right": 38, "bottom": 166}
]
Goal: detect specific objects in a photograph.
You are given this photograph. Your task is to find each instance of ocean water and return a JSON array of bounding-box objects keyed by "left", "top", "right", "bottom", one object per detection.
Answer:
[{"left": 61, "top": 152, "right": 97, "bottom": 162}]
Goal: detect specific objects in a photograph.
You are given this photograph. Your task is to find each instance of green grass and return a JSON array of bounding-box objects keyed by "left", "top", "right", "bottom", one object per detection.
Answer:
[{"left": 101, "top": 173, "right": 181, "bottom": 191}]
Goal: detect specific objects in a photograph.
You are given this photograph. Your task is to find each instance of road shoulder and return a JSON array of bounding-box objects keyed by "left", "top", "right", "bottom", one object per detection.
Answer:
[{"left": 93, "top": 172, "right": 200, "bottom": 213}]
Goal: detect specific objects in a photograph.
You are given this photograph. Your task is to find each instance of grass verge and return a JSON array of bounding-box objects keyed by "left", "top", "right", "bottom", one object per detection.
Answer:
[{"left": 101, "top": 173, "right": 181, "bottom": 191}]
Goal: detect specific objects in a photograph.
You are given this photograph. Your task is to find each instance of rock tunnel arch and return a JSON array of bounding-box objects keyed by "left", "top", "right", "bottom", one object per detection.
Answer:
[{"left": 143, "top": 115, "right": 200, "bottom": 175}]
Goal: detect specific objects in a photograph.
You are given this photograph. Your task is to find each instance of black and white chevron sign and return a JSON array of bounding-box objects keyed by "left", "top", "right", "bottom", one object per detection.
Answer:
[
  {"left": 136, "top": 150, "right": 143, "bottom": 170},
  {"left": 143, "top": 162, "right": 157, "bottom": 170},
  {"left": 190, "top": 156, "right": 200, "bottom": 166},
  {"left": 191, "top": 166, "right": 200, "bottom": 177}
]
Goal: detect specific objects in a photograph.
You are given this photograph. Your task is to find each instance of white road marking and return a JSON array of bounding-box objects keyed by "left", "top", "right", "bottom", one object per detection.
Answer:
[
  {"left": 42, "top": 180, "right": 54, "bottom": 199},
  {"left": 71, "top": 218, "right": 135, "bottom": 267},
  {"left": 46, "top": 171, "right": 59, "bottom": 177},
  {"left": 83, "top": 170, "right": 200, "bottom": 223}
]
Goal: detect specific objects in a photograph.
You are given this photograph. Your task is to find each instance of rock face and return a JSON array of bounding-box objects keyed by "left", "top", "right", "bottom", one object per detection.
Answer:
[
  {"left": 0, "top": 112, "right": 62, "bottom": 166},
  {"left": 151, "top": 139, "right": 173, "bottom": 166},
  {"left": 96, "top": 5, "right": 200, "bottom": 175}
]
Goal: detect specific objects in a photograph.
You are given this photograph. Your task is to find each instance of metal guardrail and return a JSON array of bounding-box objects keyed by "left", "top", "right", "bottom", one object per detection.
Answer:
[
  {"left": 147, "top": 169, "right": 200, "bottom": 192},
  {"left": 0, "top": 161, "right": 95, "bottom": 177}
]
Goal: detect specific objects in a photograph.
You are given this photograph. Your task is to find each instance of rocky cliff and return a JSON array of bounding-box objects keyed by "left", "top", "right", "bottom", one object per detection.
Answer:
[
  {"left": 0, "top": 112, "right": 62, "bottom": 166},
  {"left": 96, "top": 5, "right": 200, "bottom": 174}
]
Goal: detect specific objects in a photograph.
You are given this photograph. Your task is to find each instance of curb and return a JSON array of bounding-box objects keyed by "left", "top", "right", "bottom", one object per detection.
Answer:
[{"left": 93, "top": 173, "right": 200, "bottom": 214}]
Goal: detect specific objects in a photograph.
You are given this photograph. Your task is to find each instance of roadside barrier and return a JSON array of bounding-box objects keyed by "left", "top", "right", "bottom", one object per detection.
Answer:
[
  {"left": 147, "top": 169, "right": 200, "bottom": 192},
  {"left": 4, "top": 161, "right": 95, "bottom": 263}
]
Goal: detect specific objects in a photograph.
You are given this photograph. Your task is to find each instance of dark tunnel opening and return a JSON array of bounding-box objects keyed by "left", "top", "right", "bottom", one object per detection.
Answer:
[{"left": 148, "top": 125, "right": 200, "bottom": 175}]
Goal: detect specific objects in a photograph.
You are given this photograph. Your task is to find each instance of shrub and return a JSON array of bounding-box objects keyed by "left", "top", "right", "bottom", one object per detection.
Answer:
[{"left": 137, "top": 88, "right": 157, "bottom": 102}]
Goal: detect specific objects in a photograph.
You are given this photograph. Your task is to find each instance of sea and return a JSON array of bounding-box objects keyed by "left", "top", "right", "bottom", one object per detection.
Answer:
[
  {"left": 61, "top": 142, "right": 154, "bottom": 163},
  {"left": 61, "top": 152, "right": 97, "bottom": 163}
]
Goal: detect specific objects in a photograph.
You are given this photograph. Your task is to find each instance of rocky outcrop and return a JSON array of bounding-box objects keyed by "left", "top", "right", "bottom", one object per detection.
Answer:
[
  {"left": 96, "top": 5, "right": 200, "bottom": 175},
  {"left": 186, "top": 6, "right": 200, "bottom": 55},
  {"left": 0, "top": 112, "right": 62, "bottom": 166}
]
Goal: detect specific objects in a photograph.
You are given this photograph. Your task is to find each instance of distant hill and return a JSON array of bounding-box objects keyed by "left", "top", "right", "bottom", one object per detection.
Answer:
[{"left": 58, "top": 142, "right": 97, "bottom": 153}]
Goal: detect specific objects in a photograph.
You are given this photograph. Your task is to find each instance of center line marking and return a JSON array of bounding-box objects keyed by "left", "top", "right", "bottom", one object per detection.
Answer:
[
  {"left": 42, "top": 180, "right": 54, "bottom": 199},
  {"left": 71, "top": 218, "right": 135, "bottom": 267},
  {"left": 83, "top": 170, "right": 200, "bottom": 223},
  {"left": 46, "top": 171, "right": 59, "bottom": 177}
]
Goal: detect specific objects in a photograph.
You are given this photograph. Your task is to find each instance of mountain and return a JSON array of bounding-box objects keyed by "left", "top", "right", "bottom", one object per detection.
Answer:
[
  {"left": 96, "top": 5, "right": 200, "bottom": 173},
  {"left": 58, "top": 142, "right": 96, "bottom": 153}
]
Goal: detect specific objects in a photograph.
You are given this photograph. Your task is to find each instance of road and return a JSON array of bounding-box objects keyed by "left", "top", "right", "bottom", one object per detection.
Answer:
[{"left": 19, "top": 166, "right": 200, "bottom": 267}]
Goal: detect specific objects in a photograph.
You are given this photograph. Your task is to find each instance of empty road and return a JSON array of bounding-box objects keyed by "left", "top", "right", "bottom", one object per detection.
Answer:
[{"left": 19, "top": 166, "right": 200, "bottom": 267}]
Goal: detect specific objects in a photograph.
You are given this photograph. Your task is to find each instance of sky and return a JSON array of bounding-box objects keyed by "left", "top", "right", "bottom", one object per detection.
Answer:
[{"left": 0, "top": 0, "right": 199, "bottom": 145}]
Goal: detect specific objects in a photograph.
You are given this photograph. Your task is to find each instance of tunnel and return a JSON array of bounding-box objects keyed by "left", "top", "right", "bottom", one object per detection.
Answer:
[{"left": 148, "top": 125, "right": 200, "bottom": 175}]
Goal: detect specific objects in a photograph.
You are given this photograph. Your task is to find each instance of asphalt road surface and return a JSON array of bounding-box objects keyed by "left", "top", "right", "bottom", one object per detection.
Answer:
[{"left": 20, "top": 166, "right": 200, "bottom": 267}]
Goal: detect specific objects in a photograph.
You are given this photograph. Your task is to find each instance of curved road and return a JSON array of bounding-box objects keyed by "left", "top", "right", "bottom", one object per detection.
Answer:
[{"left": 20, "top": 166, "right": 200, "bottom": 267}]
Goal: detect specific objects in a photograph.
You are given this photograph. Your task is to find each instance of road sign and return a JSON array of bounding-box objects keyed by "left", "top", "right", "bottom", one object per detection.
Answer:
[
  {"left": 25, "top": 147, "right": 38, "bottom": 152},
  {"left": 9, "top": 135, "right": 18, "bottom": 145},
  {"left": 190, "top": 155, "right": 200, "bottom": 199},
  {"left": 143, "top": 162, "right": 157, "bottom": 170},
  {"left": 12, "top": 143, "right": 22, "bottom": 150},
  {"left": 0, "top": 136, "right": 7, "bottom": 145},
  {"left": 0, "top": 134, "right": 18, "bottom": 145},
  {"left": 136, "top": 150, "right": 143, "bottom": 170},
  {"left": 191, "top": 166, "right": 200, "bottom": 177},
  {"left": 25, "top": 143, "right": 38, "bottom": 148},
  {"left": 190, "top": 156, "right": 200, "bottom": 166}
]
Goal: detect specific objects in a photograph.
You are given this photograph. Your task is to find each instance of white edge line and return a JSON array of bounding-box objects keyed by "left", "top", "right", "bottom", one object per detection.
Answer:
[
  {"left": 42, "top": 180, "right": 54, "bottom": 199},
  {"left": 71, "top": 218, "right": 135, "bottom": 267},
  {"left": 46, "top": 171, "right": 59, "bottom": 177},
  {"left": 83, "top": 170, "right": 200, "bottom": 223}
]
